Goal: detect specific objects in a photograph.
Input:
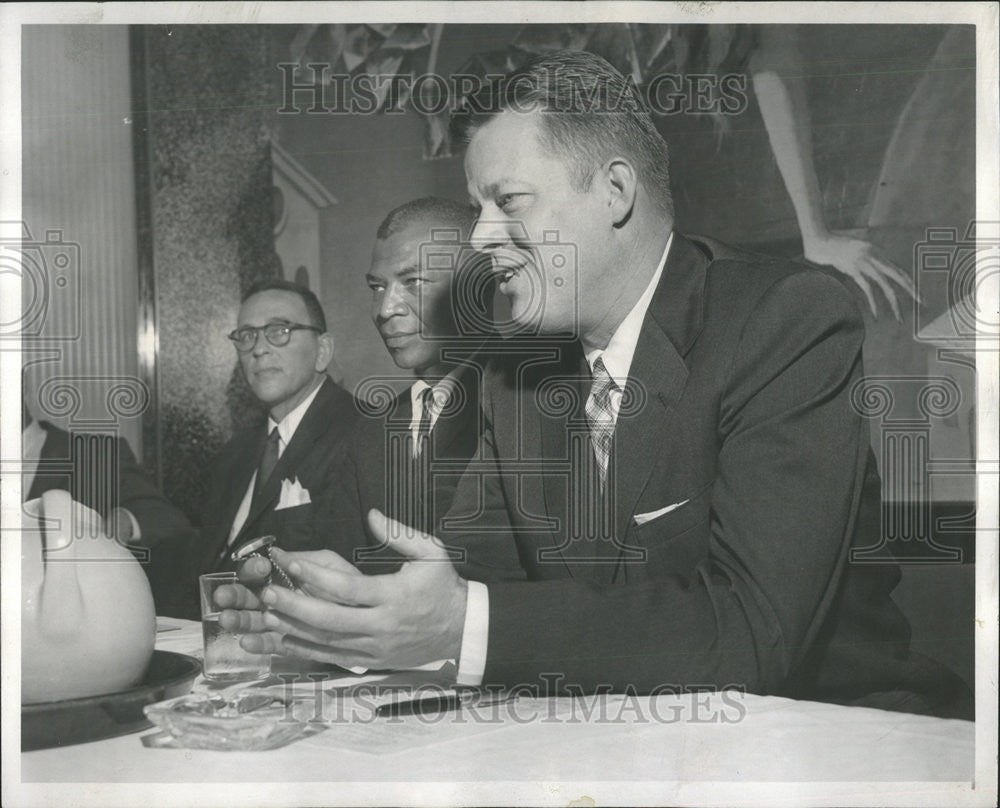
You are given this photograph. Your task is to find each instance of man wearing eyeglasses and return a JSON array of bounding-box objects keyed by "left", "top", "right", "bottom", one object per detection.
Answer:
[{"left": 189, "top": 278, "right": 358, "bottom": 591}]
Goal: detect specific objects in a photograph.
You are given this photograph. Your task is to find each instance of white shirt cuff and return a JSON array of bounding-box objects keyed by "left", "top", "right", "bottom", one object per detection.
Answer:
[{"left": 455, "top": 581, "right": 489, "bottom": 686}]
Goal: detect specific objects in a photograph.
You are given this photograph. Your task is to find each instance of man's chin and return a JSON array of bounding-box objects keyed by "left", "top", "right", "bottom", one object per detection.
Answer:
[
  {"left": 249, "top": 382, "right": 289, "bottom": 408},
  {"left": 507, "top": 302, "right": 543, "bottom": 335},
  {"left": 389, "top": 347, "right": 430, "bottom": 372}
]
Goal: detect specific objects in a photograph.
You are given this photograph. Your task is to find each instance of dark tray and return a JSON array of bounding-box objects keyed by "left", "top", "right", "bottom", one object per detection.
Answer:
[{"left": 22, "top": 650, "right": 201, "bottom": 751}]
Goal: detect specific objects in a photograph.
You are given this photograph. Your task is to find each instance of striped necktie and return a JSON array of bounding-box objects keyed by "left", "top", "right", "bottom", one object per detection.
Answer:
[{"left": 585, "top": 356, "right": 617, "bottom": 490}]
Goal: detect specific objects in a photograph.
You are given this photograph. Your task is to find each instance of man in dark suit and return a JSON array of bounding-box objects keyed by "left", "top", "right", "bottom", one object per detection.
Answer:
[
  {"left": 221, "top": 52, "right": 965, "bottom": 716},
  {"left": 23, "top": 396, "right": 196, "bottom": 609},
  {"left": 180, "top": 279, "right": 357, "bottom": 616},
  {"left": 329, "top": 197, "right": 513, "bottom": 578},
  {"left": 23, "top": 404, "right": 191, "bottom": 552}
]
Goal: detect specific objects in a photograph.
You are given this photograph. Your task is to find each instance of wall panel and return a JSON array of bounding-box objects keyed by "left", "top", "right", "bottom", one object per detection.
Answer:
[{"left": 21, "top": 25, "right": 143, "bottom": 453}]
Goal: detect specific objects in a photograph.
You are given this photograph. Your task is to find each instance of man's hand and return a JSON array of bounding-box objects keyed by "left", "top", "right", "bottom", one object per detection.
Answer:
[
  {"left": 103, "top": 507, "right": 135, "bottom": 544},
  {"left": 219, "top": 509, "right": 469, "bottom": 671},
  {"left": 213, "top": 557, "right": 287, "bottom": 652}
]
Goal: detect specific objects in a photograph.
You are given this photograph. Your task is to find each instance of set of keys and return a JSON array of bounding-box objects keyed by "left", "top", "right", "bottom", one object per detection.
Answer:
[{"left": 230, "top": 535, "right": 299, "bottom": 592}]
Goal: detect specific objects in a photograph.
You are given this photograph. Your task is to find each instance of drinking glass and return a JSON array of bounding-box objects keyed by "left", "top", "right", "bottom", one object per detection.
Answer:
[{"left": 199, "top": 572, "right": 270, "bottom": 682}]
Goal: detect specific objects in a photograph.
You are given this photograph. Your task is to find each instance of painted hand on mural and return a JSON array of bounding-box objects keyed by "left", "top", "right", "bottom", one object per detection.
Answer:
[
  {"left": 801, "top": 230, "right": 918, "bottom": 320},
  {"left": 751, "top": 26, "right": 919, "bottom": 320}
]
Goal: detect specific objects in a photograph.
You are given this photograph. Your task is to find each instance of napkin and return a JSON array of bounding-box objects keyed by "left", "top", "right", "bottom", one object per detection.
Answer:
[{"left": 275, "top": 477, "right": 312, "bottom": 510}]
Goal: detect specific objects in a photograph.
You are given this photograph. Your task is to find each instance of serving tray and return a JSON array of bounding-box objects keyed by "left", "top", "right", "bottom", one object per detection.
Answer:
[{"left": 22, "top": 650, "right": 201, "bottom": 751}]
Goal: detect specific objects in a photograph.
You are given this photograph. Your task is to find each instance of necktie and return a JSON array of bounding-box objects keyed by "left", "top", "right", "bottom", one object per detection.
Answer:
[
  {"left": 253, "top": 426, "right": 280, "bottom": 499},
  {"left": 585, "top": 356, "right": 618, "bottom": 490},
  {"left": 414, "top": 386, "right": 435, "bottom": 458}
]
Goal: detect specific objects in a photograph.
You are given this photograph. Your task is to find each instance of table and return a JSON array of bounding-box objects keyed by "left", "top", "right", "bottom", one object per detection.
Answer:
[{"left": 16, "top": 619, "right": 979, "bottom": 805}]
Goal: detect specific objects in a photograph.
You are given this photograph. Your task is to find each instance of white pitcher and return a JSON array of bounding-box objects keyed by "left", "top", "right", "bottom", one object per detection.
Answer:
[{"left": 22, "top": 489, "right": 156, "bottom": 703}]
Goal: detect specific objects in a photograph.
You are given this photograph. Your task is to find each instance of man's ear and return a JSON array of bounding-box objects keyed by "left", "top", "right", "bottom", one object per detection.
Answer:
[
  {"left": 315, "top": 332, "right": 335, "bottom": 372},
  {"left": 605, "top": 157, "right": 638, "bottom": 226}
]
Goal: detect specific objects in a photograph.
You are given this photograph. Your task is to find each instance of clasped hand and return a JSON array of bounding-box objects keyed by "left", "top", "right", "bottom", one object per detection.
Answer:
[{"left": 213, "top": 509, "right": 469, "bottom": 671}]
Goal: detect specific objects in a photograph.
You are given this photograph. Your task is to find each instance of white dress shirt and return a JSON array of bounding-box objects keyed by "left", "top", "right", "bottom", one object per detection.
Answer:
[
  {"left": 456, "top": 232, "right": 674, "bottom": 686},
  {"left": 226, "top": 379, "right": 324, "bottom": 546}
]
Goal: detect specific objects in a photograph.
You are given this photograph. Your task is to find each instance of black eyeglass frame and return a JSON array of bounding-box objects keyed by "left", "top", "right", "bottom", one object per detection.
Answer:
[{"left": 227, "top": 321, "right": 322, "bottom": 351}]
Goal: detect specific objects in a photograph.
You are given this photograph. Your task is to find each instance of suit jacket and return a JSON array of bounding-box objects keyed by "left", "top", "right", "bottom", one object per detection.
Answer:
[
  {"left": 199, "top": 376, "right": 358, "bottom": 565},
  {"left": 441, "top": 233, "right": 968, "bottom": 716},
  {"left": 28, "top": 422, "right": 196, "bottom": 614},
  {"left": 29, "top": 422, "right": 189, "bottom": 541},
  {"left": 154, "top": 378, "right": 358, "bottom": 618},
  {"left": 327, "top": 356, "right": 507, "bottom": 577}
]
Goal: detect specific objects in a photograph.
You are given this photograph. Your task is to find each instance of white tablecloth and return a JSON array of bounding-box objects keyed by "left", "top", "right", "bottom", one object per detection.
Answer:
[{"left": 18, "top": 619, "right": 977, "bottom": 803}]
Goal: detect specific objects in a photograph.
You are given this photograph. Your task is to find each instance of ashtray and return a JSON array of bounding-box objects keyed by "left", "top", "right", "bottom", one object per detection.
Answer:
[{"left": 143, "top": 691, "right": 311, "bottom": 750}]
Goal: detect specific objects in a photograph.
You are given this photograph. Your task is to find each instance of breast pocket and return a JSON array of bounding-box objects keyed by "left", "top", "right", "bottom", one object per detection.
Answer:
[
  {"left": 628, "top": 481, "right": 713, "bottom": 579},
  {"left": 271, "top": 502, "right": 324, "bottom": 550}
]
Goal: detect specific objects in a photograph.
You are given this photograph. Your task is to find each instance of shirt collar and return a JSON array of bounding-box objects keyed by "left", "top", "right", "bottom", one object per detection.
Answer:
[
  {"left": 585, "top": 231, "right": 673, "bottom": 385},
  {"left": 411, "top": 379, "right": 430, "bottom": 411},
  {"left": 267, "top": 378, "right": 324, "bottom": 446},
  {"left": 411, "top": 371, "right": 459, "bottom": 420}
]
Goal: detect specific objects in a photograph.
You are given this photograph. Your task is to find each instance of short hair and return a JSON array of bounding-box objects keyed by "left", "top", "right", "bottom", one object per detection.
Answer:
[
  {"left": 450, "top": 50, "right": 673, "bottom": 216},
  {"left": 376, "top": 196, "right": 475, "bottom": 241},
  {"left": 241, "top": 278, "right": 326, "bottom": 332}
]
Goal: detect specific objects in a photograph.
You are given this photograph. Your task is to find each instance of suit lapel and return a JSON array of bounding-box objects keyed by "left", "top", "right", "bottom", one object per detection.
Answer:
[
  {"left": 226, "top": 437, "right": 260, "bottom": 519},
  {"left": 382, "top": 389, "right": 420, "bottom": 528},
  {"left": 204, "top": 431, "right": 259, "bottom": 569},
  {"left": 535, "top": 344, "right": 586, "bottom": 578},
  {"left": 595, "top": 234, "right": 709, "bottom": 580},
  {"left": 609, "top": 327, "right": 689, "bottom": 563},
  {"left": 430, "top": 362, "right": 480, "bottom": 462},
  {"left": 236, "top": 379, "right": 337, "bottom": 542}
]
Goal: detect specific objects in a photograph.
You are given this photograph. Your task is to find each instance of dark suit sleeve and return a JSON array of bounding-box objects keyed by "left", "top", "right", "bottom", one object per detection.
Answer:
[
  {"left": 439, "top": 426, "right": 529, "bottom": 582},
  {"left": 115, "top": 437, "right": 193, "bottom": 547},
  {"left": 109, "top": 437, "right": 200, "bottom": 619},
  {"left": 480, "top": 272, "right": 871, "bottom": 694}
]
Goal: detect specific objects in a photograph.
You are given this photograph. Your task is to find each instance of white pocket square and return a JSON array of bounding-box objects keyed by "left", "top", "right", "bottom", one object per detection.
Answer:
[
  {"left": 275, "top": 477, "right": 312, "bottom": 510},
  {"left": 633, "top": 499, "right": 689, "bottom": 526}
]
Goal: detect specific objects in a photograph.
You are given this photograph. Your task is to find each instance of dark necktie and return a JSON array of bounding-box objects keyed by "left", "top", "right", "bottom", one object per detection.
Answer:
[
  {"left": 414, "top": 386, "right": 435, "bottom": 458},
  {"left": 253, "top": 426, "right": 281, "bottom": 500}
]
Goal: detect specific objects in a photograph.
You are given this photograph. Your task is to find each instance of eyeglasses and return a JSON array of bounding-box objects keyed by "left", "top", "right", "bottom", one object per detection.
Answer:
[{"left": 227, "top": 322, "right": 321, "bottom": 352}]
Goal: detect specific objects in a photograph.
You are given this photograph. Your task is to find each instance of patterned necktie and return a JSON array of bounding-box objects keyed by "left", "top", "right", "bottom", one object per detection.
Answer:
[
  {"left": 585, "top": 356, "right": 618, "bottom": 490},
  {"left": 414, "top": 386, "right": 436, "bottom": 458},
  {"left": 253, "top": 426, "right": 280, "bottom": 499}
]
